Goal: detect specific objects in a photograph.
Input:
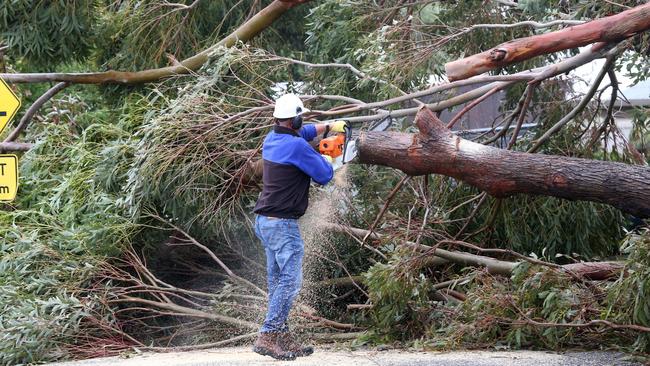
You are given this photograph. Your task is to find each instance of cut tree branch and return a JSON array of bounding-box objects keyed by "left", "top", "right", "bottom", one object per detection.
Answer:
[
  {"left": 357, "top": 107, "right": 650, "bottom": 218},
  {"left": 445, "top": 2, "right": 650, "bottom": 80}
]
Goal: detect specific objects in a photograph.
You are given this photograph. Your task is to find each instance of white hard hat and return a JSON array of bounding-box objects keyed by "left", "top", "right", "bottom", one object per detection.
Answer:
[{"left": 273, "top": 93, "right": 310, "bottom": 119}]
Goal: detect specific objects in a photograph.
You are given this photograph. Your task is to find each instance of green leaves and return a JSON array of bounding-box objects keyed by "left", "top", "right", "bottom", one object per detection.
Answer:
[
  {"left": 607, "top": 228, "right": 650, "bottom": 353},
  {"left": 0, "top": 210, "right": 99, "bottom": 365},
  {"left": 362, "top": 251, "right": 436, "bottom": 343},
  {"left": 124, "top": 47, "right": 282, "bottom": 240},
  {"left": 492, "top": 196, "right": 624, "bottom": 260},
  {"left": 0, "top": 90, "right": 143, "bottom": 363},
  {"left": 0, "top": 0, "right": 99, "bottom": 67}
]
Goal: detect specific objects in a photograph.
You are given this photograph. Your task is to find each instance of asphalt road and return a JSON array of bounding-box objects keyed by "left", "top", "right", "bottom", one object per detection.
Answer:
[{"left": 49, "top": 347, "right": 641, "bottom": 366}]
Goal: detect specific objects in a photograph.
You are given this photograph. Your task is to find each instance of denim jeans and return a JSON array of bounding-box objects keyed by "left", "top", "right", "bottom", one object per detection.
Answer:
[{"left": 254, "top": 214, "right": 304, "bottom": 333}]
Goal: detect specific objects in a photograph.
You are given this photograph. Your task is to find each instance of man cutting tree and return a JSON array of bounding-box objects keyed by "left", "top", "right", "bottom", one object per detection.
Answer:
[{"left": 252, "top": 93, "right": 345, "bottom": 360}]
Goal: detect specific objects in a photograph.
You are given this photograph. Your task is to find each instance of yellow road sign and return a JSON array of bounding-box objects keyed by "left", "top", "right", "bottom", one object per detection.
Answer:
[
  {"left": 0, "top": 154, "right": 18, "bottom": 201},
  {"left": 0, "top": 77, "right": 21, "bottom": 135}
]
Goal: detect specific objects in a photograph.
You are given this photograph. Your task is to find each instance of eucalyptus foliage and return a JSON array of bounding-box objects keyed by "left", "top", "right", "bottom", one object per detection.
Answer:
[
  {"left": 0, "top": 0, "right": 99, "bottom": 68},
  {"left": 0, "top": 90, "right": 141, "bottom": 364},
  {"left": 607, "top": 228, "right": 650, "bottom": 353},
  {"left": 1, "top": 211, "right": 100, "bottom": 365},
  {"left": 126, "top": 47, "right": 281, "bottom": 240},
  {"left": 362, "top": 250, "right": 436, "bottom": 343}
]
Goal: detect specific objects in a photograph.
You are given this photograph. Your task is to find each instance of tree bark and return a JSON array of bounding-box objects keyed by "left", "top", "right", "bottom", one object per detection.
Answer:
[
  {"left": 562, "top": 261, "right": 624, "bottom": 280},
  {"left": 357, "top": 107, "right": 650, "bottom": 218},
  {"left": 0, "top": 142, "right": 33, "bottom": 152},
  {"left": 445, "top": 2, "right": 650, "bottom": 81},
  {"left": 0, "top": 0, "right": 308, "bottom": 84}
]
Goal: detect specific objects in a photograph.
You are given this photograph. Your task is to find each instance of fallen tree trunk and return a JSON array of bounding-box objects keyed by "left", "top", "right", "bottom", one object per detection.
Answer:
[
  {"left": 357, "top": 107, "right": 650, "bottom": 218},
  {"left": 445, "top": 2, "right": 650, "bottom": 80}
]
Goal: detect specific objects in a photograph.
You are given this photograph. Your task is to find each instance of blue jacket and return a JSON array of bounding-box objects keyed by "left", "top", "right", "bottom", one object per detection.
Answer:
[{"left": 253, "top": 124, "right": 333, "bottom": 218}]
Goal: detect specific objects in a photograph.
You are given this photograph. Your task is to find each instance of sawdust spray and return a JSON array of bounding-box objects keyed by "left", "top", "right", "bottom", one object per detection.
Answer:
[{"left": 296, "top": 165, "right": 351, "bottom": 321}]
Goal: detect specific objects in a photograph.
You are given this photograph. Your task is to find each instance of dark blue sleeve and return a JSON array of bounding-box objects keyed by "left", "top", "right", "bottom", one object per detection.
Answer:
[
  {"left": 299, "top": 124, "right": 317, "bottom": 142},
  {"left": 293, "top": 140, "right": 333, "bottom": 185}
]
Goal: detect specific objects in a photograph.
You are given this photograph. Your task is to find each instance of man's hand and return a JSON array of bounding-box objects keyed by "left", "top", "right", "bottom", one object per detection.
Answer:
[
  {"left": 321, "top": 154, "right": 333, "bottom": 164},
  {"left": 329, "top": 120, "right": 347, "bottom": 133}
]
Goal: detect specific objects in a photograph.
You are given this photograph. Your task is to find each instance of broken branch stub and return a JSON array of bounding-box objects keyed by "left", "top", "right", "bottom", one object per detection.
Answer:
[{"left": 357, "top": 107, "right": 650, "bottom": 218}]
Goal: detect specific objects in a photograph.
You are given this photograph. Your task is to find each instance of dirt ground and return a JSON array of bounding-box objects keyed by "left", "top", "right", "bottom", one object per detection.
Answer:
[{"left": 48, "top": 346, "right": 642, "bottom": 366}]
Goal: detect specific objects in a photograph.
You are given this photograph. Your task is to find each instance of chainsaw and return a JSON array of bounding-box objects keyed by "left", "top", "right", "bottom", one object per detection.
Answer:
[
  {"left": 319, "top": 116, "right": 392, "bottom": 170},
  {"left": 319, "top": 120, "right": 351, "bottom": 169}
]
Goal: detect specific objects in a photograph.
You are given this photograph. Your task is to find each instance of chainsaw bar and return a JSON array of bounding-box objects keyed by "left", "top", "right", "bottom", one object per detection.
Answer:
[{"left": 340, "top": 115, "right": 392, "bottom": 166}]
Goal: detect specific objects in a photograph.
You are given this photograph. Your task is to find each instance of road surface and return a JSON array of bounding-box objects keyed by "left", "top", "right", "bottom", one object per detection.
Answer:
[{"left": 49, "top": 346, "right": 640, "bottom": 366}]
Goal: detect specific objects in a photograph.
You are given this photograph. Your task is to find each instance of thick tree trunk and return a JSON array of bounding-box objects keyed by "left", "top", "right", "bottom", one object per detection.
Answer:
[
  {"left": 445, "top": 2, "right": 650, "bottom": 81},
  {"left": 357, "top": 107, "right": 650, "bottom": 218}
]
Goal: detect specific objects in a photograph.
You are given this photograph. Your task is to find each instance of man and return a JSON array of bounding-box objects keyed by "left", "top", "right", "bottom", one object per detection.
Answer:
[{"left": 252, "top": 93, "right": 345, "bottom": 360}]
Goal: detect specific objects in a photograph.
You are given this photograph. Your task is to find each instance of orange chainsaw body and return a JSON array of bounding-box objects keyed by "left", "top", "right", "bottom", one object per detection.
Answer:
[{"left": 319, "top": 133, "right": 346, "bottom": 159}]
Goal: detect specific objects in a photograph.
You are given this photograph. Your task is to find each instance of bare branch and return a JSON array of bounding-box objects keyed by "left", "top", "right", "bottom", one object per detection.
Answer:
[
  {"left": 111, "top": 296, "right": 259, "bottom": 330},
  {"left": 145, "top": 332, "right": 257, "bottom": 352},
  {"left": 160, "top": 0, "right": 202, "bottom": 10},
  {"left": 149, "top": 213, "right": 266, "bottom": 296},
  {"left": 267, "top": 55, "right": 409, "bottom": 96},
  {"left": 320, "top": 43, "right": 616, "bottom": 123},
  {"left": 3, "top": 82, "right": 69, "bottom": 143},
  {"left": 323, "top": 222, "right": 517, "bottom": 275},
  {"left": 493, "top": 0, "right": 518, "bottom": 6},
  {"left": 0, "top": 142, "right": 33, "bottom": 151},
  {"left": 506, "top": 82, "right": 537, "bottom": 149},
  {"left": 298, "top": 312, "right": 359, "bottom": 330},
  {"left": 446, "top": 85, "right": 505, "bottom": 129},
  {"left": 528, "top": 56, "right": 615, "bottom": 153},
  {"left": 362, "top": 175, "right": 410, "bottom": 244},
  {"left": 508, "top": 318, "right": 650, "bottom": 333},
  {"left": 466, "top": 19, "right": 585, "bottom": 30}
]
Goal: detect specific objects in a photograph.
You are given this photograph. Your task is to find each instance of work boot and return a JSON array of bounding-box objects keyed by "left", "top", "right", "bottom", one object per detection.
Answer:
[
  {"left": 279, "top": 332, "right": 314, "bottom": 357},
  {"left": 253, "top": 332, "right": 297, "bottom": 361}
]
